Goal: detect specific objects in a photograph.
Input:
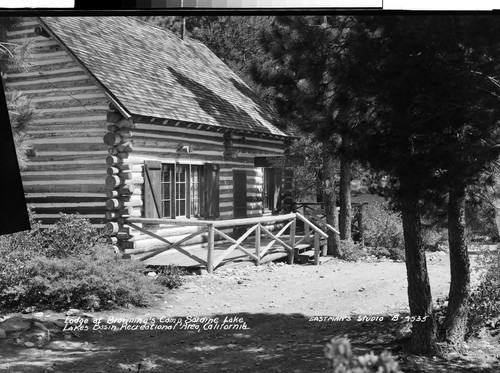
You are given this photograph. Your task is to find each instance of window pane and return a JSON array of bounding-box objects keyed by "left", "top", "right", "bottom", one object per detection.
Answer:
[
  {"left": 163, "top": 184, "right": 170, "bottom": 200},
  {"left": 177, "top": 166, "right": 186, "bottom": 182},
  {"left": 163, "top": 169, "right": 170, "bottom": 182},
  {"left": 176, "top": 200, "right": 186, "bottom": 217},
  {"left": 179, "top": 183, "right": 185, "bottom": 198},
  {"left": 180, "top": 200, "right": 185, "bottom": 216}
]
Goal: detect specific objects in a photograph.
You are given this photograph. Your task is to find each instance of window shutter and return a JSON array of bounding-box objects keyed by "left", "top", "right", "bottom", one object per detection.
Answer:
[
  {"left": 204, "top": 164, "right": 220, "bottom": 219},
  {"left": 144, "top": 160, "right": 162, "bottom": 218}
]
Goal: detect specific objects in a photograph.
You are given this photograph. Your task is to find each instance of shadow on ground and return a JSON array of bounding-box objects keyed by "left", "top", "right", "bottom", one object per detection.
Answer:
[{"left": 1, "top": 311, "right": 498, "bottom": 373}]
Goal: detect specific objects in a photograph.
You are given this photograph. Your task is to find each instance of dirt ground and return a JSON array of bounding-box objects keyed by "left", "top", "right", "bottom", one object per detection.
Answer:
[{"left": 1, "top": 250, "right": 499, "bottom": 373}]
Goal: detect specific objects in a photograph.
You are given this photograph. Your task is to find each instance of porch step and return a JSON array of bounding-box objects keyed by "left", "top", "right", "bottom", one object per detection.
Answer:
[
  {"left": 294, "top": 243, "right": 311, "bottom": 252},
  {"left": 297, "top": 250, "right": 316, "bottom": 264},
  {"left": 217, "top": 251, "right": 289, "bottom": 271},
  {"left": 294, "top": 243, "right": 311, "bottom": 262}
]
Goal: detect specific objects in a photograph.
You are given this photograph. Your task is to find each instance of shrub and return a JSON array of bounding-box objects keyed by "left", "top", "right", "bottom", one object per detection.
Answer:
[
  {"left": 324, "top": 338, "right": 402, "bottom": 373},
  {"left": 422, "top": 227, "right": 448, "bottom": 252},
  {"left": 0, "top": 212, "right": 161, "bottom": 311},
  {"left": 1, "top": 244, "right": 160, "bottom": 311},
  {"left": 465, "top": 198, "right": 498, "bottom": 242},
  {"left": 0, "top": 211, "right": 101, "bottom": 260},
  {"left": 368, "top": 246, "right": 406, "bottom": 262},
  {"left": 339, "top": 240, "right": 366, "bottom": 262},
  {"left": 467, "top": 248, "right": 500, "bottom": 334},
  {"left": 363, "top": 203, "right": 405, "bottom": 261},
  {"left": 155, "top": 265, "right": 186, "bottom": 289},
  {"left": 0, "top": 210, "right": 44, "bottom": 292},
  {"left": 42, "top": 213, "right": 102, "bottom": 258}
]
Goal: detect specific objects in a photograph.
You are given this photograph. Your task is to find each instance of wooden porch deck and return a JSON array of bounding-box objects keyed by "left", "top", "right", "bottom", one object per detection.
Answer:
[
  {"left": 142, "top": 235, "right": 300, "bottom": 269},
  {"left": 125, "top": 211, "right": 337, "bottom": 273}
]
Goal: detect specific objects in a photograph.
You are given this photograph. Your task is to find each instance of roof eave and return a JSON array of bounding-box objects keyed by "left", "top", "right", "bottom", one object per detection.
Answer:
[{"left": 131, "top": 115, "right": 295, "bottom": 141}]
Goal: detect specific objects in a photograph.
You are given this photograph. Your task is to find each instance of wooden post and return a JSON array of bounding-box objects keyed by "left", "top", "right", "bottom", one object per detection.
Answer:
[
  {"left": 207, "top": 224, "right": 215, "bottom": 274},
  {"left": 303, "top": 205, "right": 310, "bottom": 243},
  {"left": 321, "top": 239, "right": 328, "bottom": 256},
  {"left": 255, "top": 223, "right": 261, "bottom": 266},
  {"left": 288, "top": 218, "right": 296, "bottom": 264},
  {"left": 314, "top": 232, "right": 320, "bottom": 265}
]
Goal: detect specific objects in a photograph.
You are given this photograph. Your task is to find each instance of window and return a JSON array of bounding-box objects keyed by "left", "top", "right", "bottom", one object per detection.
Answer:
[
  {"left": 160, "top": 164, "right": 201, "bottom": 218},
  {"left": 175, "top": 165, "right": 187, "bottom": 217},
  {"left": 263, "top": 168, "right": 283, "bottom": 214},
  {"left": 144, "top": 161, "right": 218, "bottom": 220}
]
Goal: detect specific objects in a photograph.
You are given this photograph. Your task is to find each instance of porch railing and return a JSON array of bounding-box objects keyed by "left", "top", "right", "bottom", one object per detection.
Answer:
[
  {"left": 294, "top": 202, "right": 340, "bottom": 239},
  {"left": 125, "top": 212, "right": 328, "bottom": 273}
]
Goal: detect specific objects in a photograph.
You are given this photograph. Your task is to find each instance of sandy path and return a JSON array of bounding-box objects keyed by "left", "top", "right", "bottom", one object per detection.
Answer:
[{"left": 104, "top": 250, "right": 483, "bottom": 320}]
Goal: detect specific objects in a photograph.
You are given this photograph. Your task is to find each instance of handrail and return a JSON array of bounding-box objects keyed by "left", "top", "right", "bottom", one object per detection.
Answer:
[
  {"left": 212, "top": 213, "right": 296, "bottom": 228},
  {"left": 306, "top": 214, "right": 340, "bottom": 236},
  {"left": 296, "top": 201, "right": 340, "bottom": 237},
  {"left": 325, "top": 223, "right": 340, "bottom": 235},
  {"left": 296, "top": 212, "right": 328, "bottom": 239},
  {"left": 295, "top": 202, "right": 325, "bottom": 206},
  {"left": 127, "top": 218, "right": 210, "bottom": 227},
  {"left": 127, "top": 213, "right": 297, "bottom": 229}
]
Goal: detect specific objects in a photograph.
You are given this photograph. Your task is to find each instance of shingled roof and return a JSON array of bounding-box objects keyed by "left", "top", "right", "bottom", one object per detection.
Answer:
[{"left": 38, "top": 16, "right": 290, "bottom": 138}]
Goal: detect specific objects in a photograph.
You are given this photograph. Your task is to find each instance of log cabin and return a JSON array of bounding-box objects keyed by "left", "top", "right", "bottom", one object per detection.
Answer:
[{"left": 5, "top": 17, "right": 297, "bottom": 264}]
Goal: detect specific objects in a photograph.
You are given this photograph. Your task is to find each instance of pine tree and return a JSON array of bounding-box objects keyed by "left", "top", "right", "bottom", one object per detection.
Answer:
[
  {"left": 340, "top": 15, "right": 500, "bottom": 351},
  {"left": 1, "top": 17, "right": 34, "bottom": 171},
  {"left": 6, "top": 89, "right": 34, "bottom": 170},
  {"left": 252, "top": 16, "right": 365, "bottom": 255},
  {"left": 0, "top": 18, "right": 33, "bottom": 73}
]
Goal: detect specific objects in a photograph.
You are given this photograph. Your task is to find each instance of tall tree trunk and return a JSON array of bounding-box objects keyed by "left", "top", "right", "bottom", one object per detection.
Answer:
[
  {"left": 442, "top": 186, "right": 470, "bottom": 345},
  {"left": 339, "top": 137, "right": 352, "bottom": 241},
  {"left": 400, "top": 188, "right": 438, "bottom": 354},
  {"left": 489, "top": 173, "right": 500, "bottom": 240},
  {"left": 323, "top": 140, "right": 341, "bottom": 256},
  {"left": 495, "top": 205, "right": 500, "bottom": 241}
]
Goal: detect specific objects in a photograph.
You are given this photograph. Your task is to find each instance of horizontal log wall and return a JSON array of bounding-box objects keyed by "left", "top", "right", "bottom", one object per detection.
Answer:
[
  {"left": 121, "top": 117, "right": 287, "bottom": 257},
  {"left": 6, "top": 19, "right": 109, "bottom": 227}
]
